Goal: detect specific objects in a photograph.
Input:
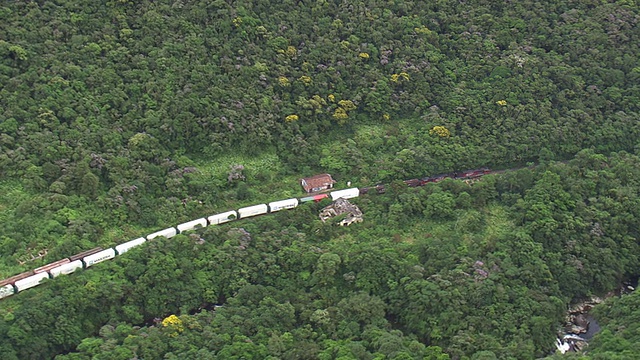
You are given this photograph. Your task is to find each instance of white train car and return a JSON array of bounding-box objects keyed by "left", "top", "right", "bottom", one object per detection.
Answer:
[
  {"left": 237, "top": 204, "right": 269, "bottom": 219},
  {"left": 0, "top": 285, "right": 14, "bottom": 299},
  {"left": 330, "top": 188, "right": 360, "bottom": 201},
  {"left": 208, "top": 210, "right": 237, "bottom": 225},
  {"left": 34, "top": 259, "right": 70, "bottom": 274},
  {"left": 49, "top": 260, "right": 83, "bottom": 278},
  {"left": 83, "top": 248, "right": 116, "bottom": 268},
  {"left": 268, "top": 198, "right": 299, "bottom": 212},
  {"left": 14, "top": 272, "right": 49, "bottom": 292},
  {"left": 115, "top": 237, "right": 146, "bottom": 255},
  {"left": 177, "top": 218, "right": 207, "bottom": 233},
  {"left": 147, "top": 227, "right": 177, "bottom": 240}
]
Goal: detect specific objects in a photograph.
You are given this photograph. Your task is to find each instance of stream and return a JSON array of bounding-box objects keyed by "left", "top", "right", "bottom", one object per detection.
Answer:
[{"left": 556, "top": 283, "right": 635, "bottom": 354}]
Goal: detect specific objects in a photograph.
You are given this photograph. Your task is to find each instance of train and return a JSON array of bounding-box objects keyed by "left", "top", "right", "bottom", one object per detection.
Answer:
[
  {"left": 359, "top": 168, "right": 491, "bottom": 195},
  {"left": 0, "top": 167, "right": 491, "bottom": 300},
  {"left": 0, "top": 188, "right": 361, "bottom": 300}
]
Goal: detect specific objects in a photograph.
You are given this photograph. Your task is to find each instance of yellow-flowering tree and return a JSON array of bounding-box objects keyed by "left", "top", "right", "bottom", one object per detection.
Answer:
[
  {"left": 429, "top": 126, "right": 451, "bottom": 138},
  {"left": 310, "top": 95, "right": 326, "bottom": 107},
  {"left": 286, "top": 46, "right": 297, "bottom": 58},
  {"left": 390, "top": 72, "right": 410, "bottom": 83},
  {"left": 496, "top": 100, "right": 507, "bottom": 106},
  {"left": 309, "top": 95, "right": 327, "bottom": 112},
  {"left": 285, "top": 114, "right": 299, "bottom": 122},
  {"left": 256, "top": 25, "right": 268, "bottom": 37},
  {"left": 333, "top": 108, "right": 349, "bottom": 124},
  {"left": 298, "top": 76, "right": 312, "bottom": 85},
  {"left": 359, "top": 52, "right": 370, "bottom": 59},
  {"left": 414, "top": 26, "right": 432, "bottom": 35},
  {"left": 331, "top": 99, "right": 357, "bottom": 125},
  {"left": 338, "top": 100, "right": 356, "bottom": 111},
  {"left": 162, "top": 315, "right": 185, "bottom": 337},
  {"left": 278, "top": 76, "right": 290, "bottom": 87}
]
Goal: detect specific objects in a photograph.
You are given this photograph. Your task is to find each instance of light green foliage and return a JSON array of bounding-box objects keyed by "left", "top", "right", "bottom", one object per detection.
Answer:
[{"left": 7, "top": 45, "right": 27, "bottom": 61}]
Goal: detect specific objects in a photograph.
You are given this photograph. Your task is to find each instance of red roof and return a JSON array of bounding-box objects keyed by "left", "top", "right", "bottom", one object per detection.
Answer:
[{"left": 300, "top": 174, "right": 336, "bottom": 193}]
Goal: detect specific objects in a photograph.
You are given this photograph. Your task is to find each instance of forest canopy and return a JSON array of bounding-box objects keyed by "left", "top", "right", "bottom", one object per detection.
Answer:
[{"left": 0, "top": 0, "right": 639, "bottom": 358}]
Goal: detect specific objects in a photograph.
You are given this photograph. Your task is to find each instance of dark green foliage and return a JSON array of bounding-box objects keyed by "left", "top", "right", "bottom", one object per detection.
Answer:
[
  {"left": 0, "top": 153, "right": 639, "bottom": 358},
  {"left": 586, "top": 290, "right": 640, "bottom": 359},
  {"left": 0, "top": 0, "right": 639, "bottom": 358},
  {"left": 0, "top": 0, "right": 639, "bottom": 261}
]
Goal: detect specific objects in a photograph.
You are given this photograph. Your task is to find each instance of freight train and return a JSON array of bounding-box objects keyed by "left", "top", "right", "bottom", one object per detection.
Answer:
[
  {"left": 0, "top": 168, "right": 490, "bottom": 300},
  {"left": 0, "top": 188, "right": 361, "bottom": 300},
  {"left": 359, "top": 168, "right": 491, "bottom": 194}
]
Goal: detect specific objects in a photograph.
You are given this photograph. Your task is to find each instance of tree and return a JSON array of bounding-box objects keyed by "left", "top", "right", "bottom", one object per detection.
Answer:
[
  {"left": 80, "top": 172, "right": 99, "bottom": 199},
  {"left": 313, "top": 253, "right": 342, "bottom": 287},
  {"left": 423, "top": 190, "right": 456, "bottom": 219}
]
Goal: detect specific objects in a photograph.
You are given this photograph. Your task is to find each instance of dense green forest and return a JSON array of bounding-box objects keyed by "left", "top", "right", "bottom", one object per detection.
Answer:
[
  {"left": 0, "top": 0, "right": 639, "bottom": 358},
  {"left": 2, "top": 154, "right": 640, "bottom": 359}
]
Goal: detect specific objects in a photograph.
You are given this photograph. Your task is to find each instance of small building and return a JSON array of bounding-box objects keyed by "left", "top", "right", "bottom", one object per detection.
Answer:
[
  {"left": 319, "top": 198, "right": 363, "bottom": 226},
  {"left": 300, "top": 173, "right": 336, "bottom": 193}
]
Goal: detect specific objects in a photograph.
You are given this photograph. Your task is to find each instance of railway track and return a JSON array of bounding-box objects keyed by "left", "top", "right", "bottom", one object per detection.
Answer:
[{"left": 0, "top": 163, "right": 542, "bottom": 301}]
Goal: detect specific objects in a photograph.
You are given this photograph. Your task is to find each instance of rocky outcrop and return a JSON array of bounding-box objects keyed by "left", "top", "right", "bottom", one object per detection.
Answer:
[
  {"left": 564, "top": 297, "right": 603, "bottom": 335},
  {"left": 557, "top": 296, "right": 607, "bottom": 354},
  {"left": 319, "top": 198, "right": 363, "bottom": 226},
  {"left": 227, "top": 228, "right": 252, "bottom": 250},
  {"left": 556, "top": 284, "right": 637, "bottom": 354}
]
